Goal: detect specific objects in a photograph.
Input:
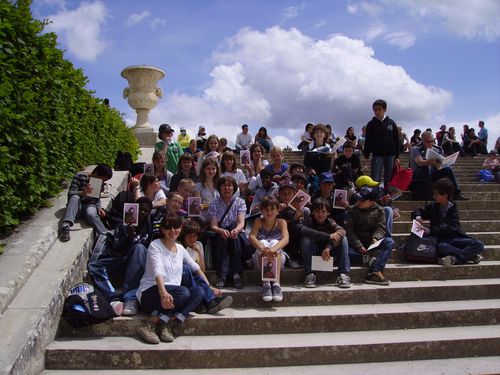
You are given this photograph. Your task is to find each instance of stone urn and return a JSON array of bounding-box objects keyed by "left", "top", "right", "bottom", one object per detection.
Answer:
[{"left": 121, "top": 65, "right": 165, "bottom": 146}]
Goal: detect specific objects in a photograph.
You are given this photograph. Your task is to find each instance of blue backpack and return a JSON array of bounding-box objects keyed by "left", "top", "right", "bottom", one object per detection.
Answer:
[{"left": 478, "top": 169, "right": 494, "bottom": 182}]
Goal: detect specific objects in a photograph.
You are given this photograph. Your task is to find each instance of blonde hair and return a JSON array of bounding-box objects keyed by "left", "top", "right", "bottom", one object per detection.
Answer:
[{"left": 270, "top": 146, "right": 283, "bottom": 155}]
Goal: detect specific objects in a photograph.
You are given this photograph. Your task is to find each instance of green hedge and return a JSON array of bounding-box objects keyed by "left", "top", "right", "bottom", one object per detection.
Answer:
[{"left": 0, "top": 1, "right": 139, "bottom": 233}]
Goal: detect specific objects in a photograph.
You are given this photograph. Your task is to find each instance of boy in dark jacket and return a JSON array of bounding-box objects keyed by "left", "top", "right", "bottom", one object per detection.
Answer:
[
  {"left": 363, "top": 99, "right": 400, "bottom": 185},
  {"left": 346, "top": 186, "right": 394, "bottom": 285},
  {"left": 412, "top": 178, "right": 483, "bottom": 266},
  {"left": 301, "top": 198, "right": 350, "bottom": 288}
]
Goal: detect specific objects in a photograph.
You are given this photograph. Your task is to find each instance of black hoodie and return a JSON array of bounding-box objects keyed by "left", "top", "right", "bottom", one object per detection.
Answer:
[{"left": 363, "top": 116, "right": 400, "bottom": 159}]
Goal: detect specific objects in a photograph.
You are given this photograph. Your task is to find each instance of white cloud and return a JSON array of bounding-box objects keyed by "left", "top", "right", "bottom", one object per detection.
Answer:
[
  {"left": 346, "top": 4, "right": 358, "bottom": 14},
  {"left": 314, "top": 19, "right": 327, "bottom": 28},
  {"left": 46, "top": 1, "right": 108, "bottom": 61},
  {"left": 385, "top": 31, "right": 416, "bottom": 49},
  {"left": 125, "top": 10, "right": 150, "bottom": 26},
  {"left": 365, "top": 23, "right": 386, "bottom": 41},
  {"left": 147, "top": 27, "right": 452, "bottom": 148},
  {"left": 282, "top": 4, "right": 304, "bottom": 21},
  {"left": 150, "top": 18, "right": 167, "bottom": 28}
]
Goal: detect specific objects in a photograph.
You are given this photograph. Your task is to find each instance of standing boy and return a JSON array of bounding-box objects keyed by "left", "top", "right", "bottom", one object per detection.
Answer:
[
  {"left": 155, "top": 124, "right": 184, "bottom": 174},
  {"left": 346, "top": 186, "right": 394, "bottom": 285},
  {"left": 363, "top": 99, "right": 400, "bottom": 185},
  {"left": 412, "top": 178, "right": 483, "bottom": 266}
]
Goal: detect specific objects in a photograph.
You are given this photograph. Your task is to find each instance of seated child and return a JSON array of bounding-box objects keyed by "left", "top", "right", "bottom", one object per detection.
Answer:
[
  {"left": 249, "top": 196, "right": 289, "bottom": 302},
  {"left": 177, "top": 178, "right": 196, "bottom": 216},
  {"left": 482, "top": 150, "right": 500, "bottom": 182},
  {"left": 60, "top": 163, "right": 113, "bottom": 242},
  {"left": 301, "top": 198, "right": 351, "bottom": 288},
  {"left": 346, "top": 186, "right": 394, "bottom": 285},
  {"left": 291, "top": 173, "right": 307, "bottom": 192},
  {"left": 265, "top": 146, "right": 290, "bottom": 183},
  {"left": 179, "top": 219, "right": 206, "bottom": 272},
  {"left": 311, "top": 172, "right": 347, "bottom": 226},
  {"left": 412, "top": 178, "right": 484, "bottom": 266},
  {"left": 252, "top": 169, "right": 279, "bottom": 213},
  {"left": 333, "top": 143, "right": 360, "bottom": 190}
]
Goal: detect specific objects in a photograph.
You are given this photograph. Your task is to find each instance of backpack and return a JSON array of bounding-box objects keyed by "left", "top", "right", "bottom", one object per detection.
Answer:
[
  {"left": 105, "top": 190, "right": 135, "bottom": 229},
  {"left": 130, "top": 162, "right": 146, "bottom": 178},
  {"left": 115, "top": 151, "right": 133, "bottom": 171},
  {"left": 403, "top": 234, "right": 437, "bottom": 263},
  {"left": 62, "top": 283, "right": 114, "bottom": 328},
  {"left": 478, "top": 169, "right": 494, "bottom": 182}
]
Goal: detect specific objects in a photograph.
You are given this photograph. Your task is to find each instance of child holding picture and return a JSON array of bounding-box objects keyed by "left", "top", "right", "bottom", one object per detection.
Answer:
[{"left": 249, "top": 196, "right": 289, "bottom": 302}]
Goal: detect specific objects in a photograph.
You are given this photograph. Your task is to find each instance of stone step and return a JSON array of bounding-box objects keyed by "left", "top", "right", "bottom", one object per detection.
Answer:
[
  {"left": 393, "top": 231, "right": 500, "bottom": 245},
  {"left": 204, "top": 262, "right": 500, "bottom": 286},
  {"left": 394, "top": 200, "right": 500, "bottom": 210},
  {"left": 58, "top": 299, "right": 500, "bottom": 338},
  {"left": 393, "top": 220, "right": 500, "bottom": 233},
  {"left": 399, "top": 191, "right": 500, "bottom": 201},
  {"left": 398, "top": 210, "right": 500, "bottom": 220},
  {"left": 459, "top": 183, "right": 500, "bottom": 192},
  {"left": 39, "top": 356, "right": 500, "bottom": 375},
  {"left": 44, "top": 325, "right": 500, "bottom": 370}
]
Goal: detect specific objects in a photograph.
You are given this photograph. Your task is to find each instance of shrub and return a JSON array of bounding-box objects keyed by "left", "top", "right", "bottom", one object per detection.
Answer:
[{"left": 0, "top": 1, "right": 139, "bottom": 233}]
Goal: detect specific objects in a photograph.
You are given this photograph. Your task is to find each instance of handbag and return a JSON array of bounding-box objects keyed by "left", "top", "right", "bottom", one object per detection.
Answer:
[
  {"left": 389, "top": 163, "right": 413, "bottom": 191},
  {"left": 403, "top": 233, "right": 437, "bottom": 263}
]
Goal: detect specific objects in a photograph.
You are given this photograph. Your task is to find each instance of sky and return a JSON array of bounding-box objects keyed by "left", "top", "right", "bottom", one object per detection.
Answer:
[{"left": 31, "top": 0, "right": 500, "bottom": 149}]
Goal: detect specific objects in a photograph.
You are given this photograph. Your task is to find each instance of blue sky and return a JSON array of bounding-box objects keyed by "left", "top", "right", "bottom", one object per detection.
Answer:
[{"left": 32, "top": 0, "right": 500, "bottom": 148}]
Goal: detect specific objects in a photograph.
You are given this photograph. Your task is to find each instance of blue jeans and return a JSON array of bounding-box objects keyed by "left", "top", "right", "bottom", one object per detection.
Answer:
[
  {"left": 182, "top": 265, "right": 215, "bottom": 305},
  {"left": 348, "top": 237, "right": 394, "bottom": 273},
  {"left": 140, "top": 283, "right": 204, "bottom": 323},
  {"left": 301, "top": 236, "right": 350, "bottom": 275},
  {"left": 383, "top": 206, "right": 393, "bottom": 237},
  {"left": 371, "top": 156, "right": 394, "bottom": 185},
  {"left": 63, "top": 195, "right": 107, "bottom": 235},
  {"left": 88, "top": 243, "right": 147, "bottom": 302},
  {"left": 212, "top": 235, "right": 243, "bottom": 278},
  {"left": 437, "top": 237, "right": 484, "bottom": 264},
  {"left": 433, "top": 166, "right": 461, "bottom": 194}
]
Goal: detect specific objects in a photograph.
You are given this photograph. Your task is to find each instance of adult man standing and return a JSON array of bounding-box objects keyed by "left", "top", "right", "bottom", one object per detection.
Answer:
[
  {"left": 235, "top": 124, "right": 253, "bottom": 151},
  {"left": 478, "top": 121, "right": 488, "bottom": 154}
]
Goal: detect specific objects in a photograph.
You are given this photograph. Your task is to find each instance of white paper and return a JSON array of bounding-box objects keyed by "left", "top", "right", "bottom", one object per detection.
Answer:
[
  {"left": 441, "top": 151, "right": 459, "bottom": 168},
  {"left": 411, "top": 219, "right": 425, "bottom": 238},
  {"left": 87, "top": 177, "right": 102, "bottom": 198},
  {"left": 367, "top": 238, "right": 384, "bottom": 251},
  {"left": 331, "top": 137, "right": 346, "bottom": 153},
  {"left": 425, "top": 148, "right": 444, "bottom": 163},
  {"left": 311, "top": 256, "right": 333, "bottom": 272}
]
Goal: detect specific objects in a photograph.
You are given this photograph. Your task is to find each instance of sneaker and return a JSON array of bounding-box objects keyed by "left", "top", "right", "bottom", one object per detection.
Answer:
[
  {"left": 470, "top": 254, "right": 483, "bottom": 264},
  {"left": 304, "top": 273, "right": 316, "bottom": 288},
  {"left": 261, "top": 283, "right": 273, "bottom": 301},
  {"left": 137, "top": 320, "right": 160, "bottom": 344},
  {"left": 215, "top": 278, "right": 225, "bottom": 288},
  {"left": 195, "top": 303, "right": 208, "bottom": 314},
  {"left": 362, "top": 254, "right": 376, "bottom": 268},
  {"left": 365, "top": 271, "right": 390, "bottom": 286},
  {"left": 110, "top": 300, "right": 124, "bottom": 316},
  {"left": 207, "top": 295, "right": 233, "bottom": 314},
  {"left": 438, "top": 255, "right": 456, "bottom": 267},
  {"left": 233, "top": 274, "right": 243, "bottom": 289},
  {"left": 454, "top": 193, "right": 470, "bottom": 201},
  {"left": 157, "top": 320, "right": 174, "bottom": 342},
  {"left": 336, "top": 273, "right": 351, "bottom": 289},
  {"left": 272, "top": 283, "right": 283, "bottom": 302},
  {"left": 122, "top": 300, "right": 138, "bottom": 316},
  {"left": 59, "top": 225, "right": 70, "bottom": 242}
]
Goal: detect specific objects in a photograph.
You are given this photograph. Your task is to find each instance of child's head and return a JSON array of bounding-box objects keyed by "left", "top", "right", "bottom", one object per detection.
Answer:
[
  {"left": 189, "top": 139, "right": 197, "bottom": 149},
  {"left": 178, "top": 178, "right": 195, "bottom": 198},
  {"left": 260, "top": 169, "right": 273, "bottom": 189},
  {"left": 291, "top": 173, "right": 307, "bottom": 192},
  {"left": 158, "top": 124, "right": 174, "bottom": 141},
  {"left": 305, "top": 123, "right": 314, "bottom": 133},
  {"left": 250, "top": 143, "right": 265, "bottom": 161},
  {"left": 270, "top": 146, "right": 284, "bottom": 165},
  {"left": 135, "top": 197, "right": 153, "bottom": 223},
  {"left": 278, "top": 181, "right": 297, "bottom": 205},
  {"left": 200, "top": 157, "right": 220, "bottom": 184},
  {"left": 319, "top": 172, "right": 335, "bottom": 195},
  {"left": 432, "top": 178, "right": 454, "bottom": 204},
  {"left": 260, "top": 196, "right": 280, "bottom": 219},
  {"left": 166, "top": 192, "right": 184, "bottom": 213},
  {"left": 159, "top": 214, "right": 183, "bottom": 239},
  {"left": 152, "top": 150, "right": 166, "bottom": 170},
  {"left": 372, "top": 99, "right": 387, "bottom": 119},
  {"left": 312, "top": 124, "right": 327, "bottom": 144},
  {"left": 343, "top": 143, "right": 354, "bottom": 157},
  {"left": 179, "top": 219, "right": 200, "bottom": 247},
  {"left": 221, "top": 151, "right": 237, "bottom": 173},
  {"left": 219, "top": 137, "right": 228, "bottom": 149},
  {"left": 488, "top": 150, "right": 498, "bottom": 159},
  {"left": 140, "top": 174, "right": 160, "bottom": 194},
  {"left": 311, "top": 198, "right": 331, "bottom": 224},
  {"left": 346, "top": 127, "right": 355, "bottom": 137},
  {"left": 289, "top": 163, "right": 305, "bottom": 175},
  {"left": 91, "top": 164, "right": 113, "bottom": 181},
  {"left": 177, "top": 154, "right": 195, "bottom": 174},
  {"left": 204, "top": 135, "right": 220, "bottom": 153},
  {"left": 354, "top": 186, "right": 380, "bottom": 209}
]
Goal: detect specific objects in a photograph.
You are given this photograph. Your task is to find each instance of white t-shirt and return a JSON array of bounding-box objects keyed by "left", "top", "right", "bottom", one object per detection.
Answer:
[
  {"left": 222, "top": 169, "right": 247, "bottom": 185},
  {"left": 136, "top": 240, "right": 200, "bottom": 302},
  {"left": 141, "top": 189, "right": 166, "bottom": 215}
]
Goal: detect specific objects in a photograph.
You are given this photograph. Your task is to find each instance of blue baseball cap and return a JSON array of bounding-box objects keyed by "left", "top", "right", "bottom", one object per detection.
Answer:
[{"left": 319, "top": 172, "right": 334, "bottom": 184}]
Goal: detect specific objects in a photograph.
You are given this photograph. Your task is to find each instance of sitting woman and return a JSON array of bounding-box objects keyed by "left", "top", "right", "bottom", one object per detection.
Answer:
[
  {"left": 442, "top": 127, "right": 465, "bottom": 156},
  {"left": 194, "top": 157, "right": 220, "bottom": 219},
  {"left": 151, "top": 150, "right": 173, "bottom": 194},
  {"left": 209, "top": 176, "right": 247, "bottom": 289},
  {"left": 410, "top": 129, "right": 422, "bottom": 149},
  {"left": 136, "top": 215, "right": 206, "bottom": 344},
  {"left": 221, "top": 151, "right": 248, "bottom": 197},
  {"left": 196, "top": 134, "right": 222, "bottom": 175},
  {"left": 254, "top": 126, "right": 273, "bottom": 153},
  {"left": 132, "top": 174, "right": 166, "bottom": 215},
  {"left": 169, "top": 154, "right": 197, "bottom": 193}
]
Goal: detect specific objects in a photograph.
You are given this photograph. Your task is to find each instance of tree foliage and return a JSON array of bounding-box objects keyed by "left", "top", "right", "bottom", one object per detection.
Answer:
[{"left": 0, "top": 0, "right": 139, "bottom": 233}]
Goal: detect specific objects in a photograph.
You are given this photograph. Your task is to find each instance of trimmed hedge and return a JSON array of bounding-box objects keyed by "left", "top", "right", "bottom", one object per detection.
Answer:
[{"left": 0, "top": 1, "right": 139, "bottom": 233}]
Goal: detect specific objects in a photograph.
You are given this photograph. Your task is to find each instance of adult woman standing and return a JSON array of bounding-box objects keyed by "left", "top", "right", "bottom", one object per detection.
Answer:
[{"left": 209, "top": 176, "right": 247, "bottom": 289}]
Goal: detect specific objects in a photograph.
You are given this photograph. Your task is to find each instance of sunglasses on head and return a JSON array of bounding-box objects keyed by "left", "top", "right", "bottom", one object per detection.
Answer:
[{"left": 162, "top": 224, "right": 182, "bottom": 230}]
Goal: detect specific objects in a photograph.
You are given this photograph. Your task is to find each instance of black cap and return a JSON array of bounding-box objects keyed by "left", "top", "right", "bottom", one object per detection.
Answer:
[
  {"left": 354, "top": 186, "right": 381, "bottom": 201},
  {"left": 159, "top": 124, "right": 174, "bottom": 133}
]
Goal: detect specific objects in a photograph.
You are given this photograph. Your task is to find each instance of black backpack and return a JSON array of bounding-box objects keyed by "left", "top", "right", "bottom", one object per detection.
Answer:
[
  {"left": 62, "top": 283, "right": 114, "bottom": 328},
  {"left": 115, "top": 151, "right": 133, "bottom": 171}
]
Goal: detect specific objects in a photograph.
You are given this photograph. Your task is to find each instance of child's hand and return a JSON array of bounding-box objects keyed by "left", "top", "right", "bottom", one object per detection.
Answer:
[
  {"left": 358, "top": 246, "right": 368, "bottom": 254},
  {"left": 330, "top": 233, "right": 341, "bottom": 242},
  {"left": 321, "top": 248, "right": 331, "bottom": 261},
  {"left": 130, "top": 178, "right": 140, "bottom": 189},
  {"left": 210, "top": 287, "right": 222, "bottom": 297},
  {"left": 98, "top": 208, "right": 106, "bottom": 218}
]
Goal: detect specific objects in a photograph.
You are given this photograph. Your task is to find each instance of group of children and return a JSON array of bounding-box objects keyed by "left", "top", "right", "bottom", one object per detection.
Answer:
[{"left": 59, "top": 103, "right": 485, "bottom": 345}]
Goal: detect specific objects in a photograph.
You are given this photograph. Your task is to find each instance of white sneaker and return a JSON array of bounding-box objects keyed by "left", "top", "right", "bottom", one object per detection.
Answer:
[
  {"left": 123, "top": 300, "right": 139, "bottom": 316},
  {"left": 336, "top": 273, "right": 351, "bottom": 289},
  {"left": 262, "top": 283, "right": 273, "bottom": 302},
  {"left": 272, "top": 283, "right": 283, "bottom": 302},
  {"left": 110, "top": 300, "right": 124, "bottom": 316}
]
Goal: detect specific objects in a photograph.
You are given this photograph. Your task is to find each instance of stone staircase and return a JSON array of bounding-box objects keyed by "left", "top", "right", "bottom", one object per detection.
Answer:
[{"left": 43, "top": 152, "right": 500, "bottom": 373}]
